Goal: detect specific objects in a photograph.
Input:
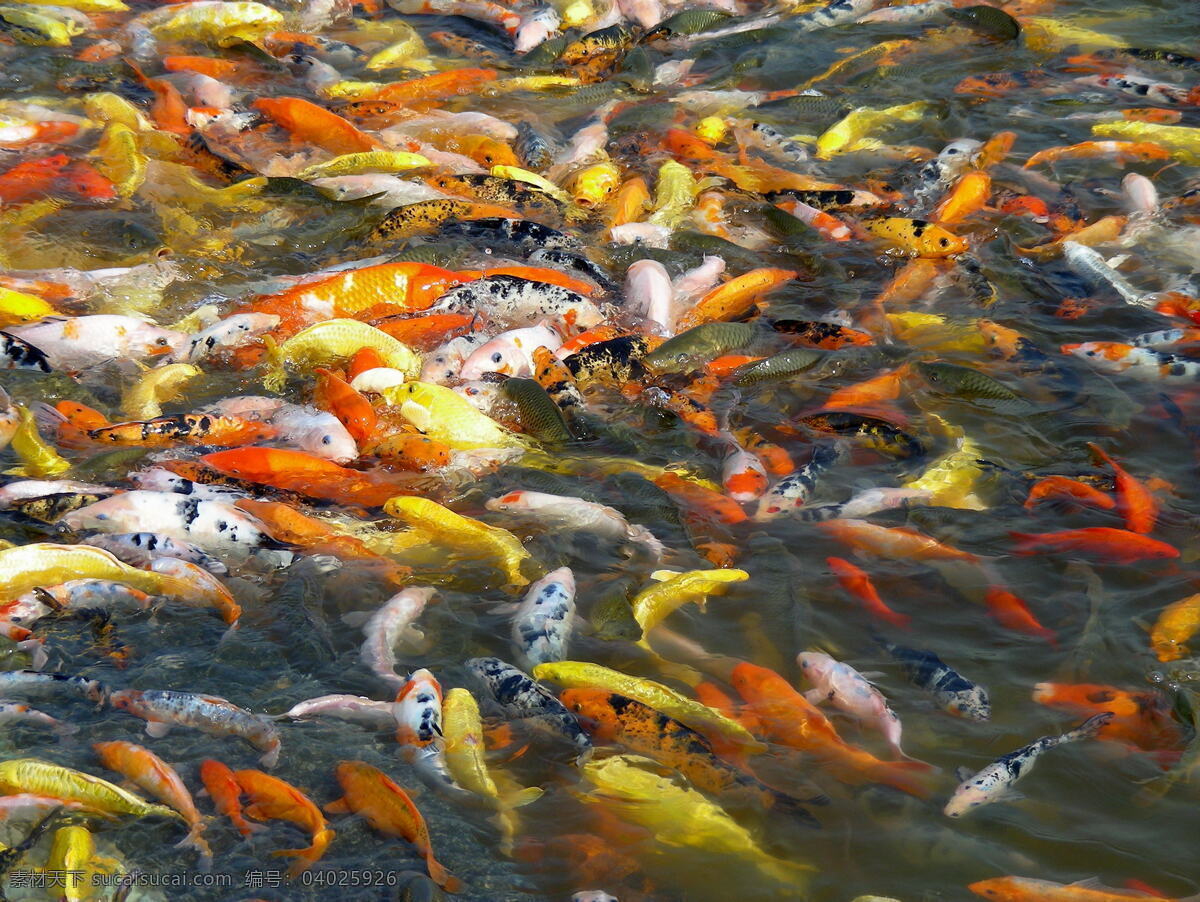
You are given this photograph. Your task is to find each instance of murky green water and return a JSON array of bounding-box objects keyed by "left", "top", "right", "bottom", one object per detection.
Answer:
[{"left": 2, "top": 0, "right": 1200, "bottom": 899}]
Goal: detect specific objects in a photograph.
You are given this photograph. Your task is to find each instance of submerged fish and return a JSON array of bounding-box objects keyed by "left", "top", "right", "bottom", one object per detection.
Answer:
[{"left": 944, "top": 713, "right": 1113, "bottom": 817}]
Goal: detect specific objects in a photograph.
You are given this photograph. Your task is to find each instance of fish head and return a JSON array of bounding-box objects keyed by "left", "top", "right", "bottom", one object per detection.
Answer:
[
  {"left": 539, "top": 566, "right": 576, "bottom": 595},
  {"left": 966, "top": 878, "right": 1022, "bottom": 901},
  {"left": 295, "top": 421, "right": 358, "bottom": 464},
  {"left": 484, "top": 490, "right": 526, "bottom": 513},
  {"left": 722, "top": 454, "right": 768, "bottom": 502},
  {"left": 1151, "top": 633, "right": 1188, "bottom": 662},
  {"left": 942, "top": 779, "right": 990, "bottom": 817},
  {"left": 131, "top": 323, "right": 189, "bottom": 358},
  {"left": 459, "top": 338, "right": 529, "bottom": 381},
  {"left": 396, "top": 668, "right": 442, "bottom": 704},
  {"left": 947, "top": 686, "right": 991, "bottom": 721},
  {"left": 558, "top": 689, "right": 620, "bottom": 741},
  {"left": 796, "top": 651, "right": 834, "bottom": 684},
  {"left": 453, "top": 380, "right": 501, "bottom": 412},
  {"left": 106, "top": 688, "right": 139, "bottom": 713},
  {"left": 729, "top": 660, "right": 775, "bottom": 702}
]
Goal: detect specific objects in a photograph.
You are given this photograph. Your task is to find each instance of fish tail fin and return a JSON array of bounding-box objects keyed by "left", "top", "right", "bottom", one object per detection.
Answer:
[
  {"left": 873, "top": 759, "right": 939, "bottom": 799},
  {"left": 1068, "top": 711, "right": 1116, "bottom": 741},
  {"left": 425, "top": 854, "right": 462, "bottom": 893},
  {"left": 176, "top": 828, "right": 213, "bottom": 872}
]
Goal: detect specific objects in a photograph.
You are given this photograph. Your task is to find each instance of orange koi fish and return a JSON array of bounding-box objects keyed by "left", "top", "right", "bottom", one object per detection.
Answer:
[
  {"left": 233, "top": 499, "right": 410, "bottom": 586},
  {"left": 817, "top": 519, "right": 979, "bottom": 564},
  {"left": 200, "top": 759, "right": 262, "bottom": 837},
  {"left": 1023, "top": 476, "right": 1115, "bottom": 511},
  {"left": 0, "top": 154, "right": 114, "bottom": 204},
  {"left": 88, "top": 414, "right": 275, "bottom": 448},
  {"left": 731, "top": 662, "right": 935, "bottom": 798},
  {"left": 983, "top": 587, "right": 1056, "bottom": 643},
  {"left": 366, "top": 69, "right": 499, "bottom": 104},
  {"left": 372, "top": 313, "right": 475, "bottom": 350},
  {"left": 826, "top": 556, "right": 910, "bottom": 629},
  {"left": 94, "top": 741, "right": 211, "bottom": 868},
  {"left": 933, "top": 171, "right": 991, "bottom": 224},
  {"left": 1031, "top": 682, "right": 1184, "bottom": 753},
  {"left": 677, "top": 268, "right": 798, "bottom": 329},
  {"left": 1087, "top": 443, "right": 1157, "bottom": 534},
  {"left": 201, "top": 448, "right": 415, "bottom": 507},
  {"left": 367, "top": 432, "right": 453, "bottom": 472},
  {"left": 326, "top": 761, "right": 461, "bottom": 892},
  {"left": 653, "top": 472, "right": 749, "bottom": 525},
  {"left": 162, "top": 55, "right": 240, "bottom": 79},
  {"left": 1009, "top": 528, "right": 1177, "bottom": 563},
  {"left": 1024, "top": 140, "right": 1170, "bottom": 168},
  {"left": 969, "top": 876, "right": 1195, "bottom": 902},
  {"left": 253, "top": 97, "right": 380, "bottom": 155},
  {"left": 313, "top": 368, "right": 376, "bottom": 444},
  {"left": 824, "top": 366, "right": 908, "bottom": 411},
  {"left": 234, "top": 769, "right": 334, "bottom": 877}
]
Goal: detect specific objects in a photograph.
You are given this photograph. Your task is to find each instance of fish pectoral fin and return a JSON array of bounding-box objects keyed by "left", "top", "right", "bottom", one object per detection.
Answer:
[
  {"left": 953, "top": 766, "right": 974, "bottom": 782},
  {"left": 144, "top": 720, "right": 171, "bottom": 738},
  {"left": 505, "top": 786, "right": 544, "bottom": 809},
  {"left": 486, "top": 601, "right": 520, "bottom": 615},
  {"left": 323, "top": 797, "right": 351, "bottom": 815}
]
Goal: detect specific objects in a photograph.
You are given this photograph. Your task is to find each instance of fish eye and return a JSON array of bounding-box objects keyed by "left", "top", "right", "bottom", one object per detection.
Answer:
[
  {"left": 491, "top": 352, "right": 503, "bottom": 363},
  {"left": 322, "top": 435, "right": 332, "bottom": 444},
  {"left": 156, "top": 338, "right": 170, "bottom": 346}
]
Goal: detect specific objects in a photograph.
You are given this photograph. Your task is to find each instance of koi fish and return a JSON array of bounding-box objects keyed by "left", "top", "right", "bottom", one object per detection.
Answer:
[
  {"left": 944, "top": 714, "right": 1112, "bottom": 816},
  {"left": 61, "top": 491, "right": 282, "bottom": 557},
  {"left": 826, "top": 557, "right": 910, "bottom": 629},
  {"left": 467, "top": 656, "right": 591, "bottom": 753},
  {"left": 199, "top": 759, "right": 263, "bottom": 837},
  {"left": 485, "top": 490, "right": 664, "bottom": 559},
  {"left": 579, "top": 755, "right": 814, "bottom": 890},
  {"left": 798, "top": 651, "right": 907, "bottom": 758},
  {"left": 1150, "top": 592, "right": 1200, "bottom": 662},
  {"left": 344, "top": 587, "right": 437, "bottom": 689},
  {"left": 394, "top": 668, "right": 469, "bottom": 801},
  {"left": 1031, "top": 683, "right": 1184, "bottom": 752},
  {"left": 279, "top": 694, "right": 397, "bottom": 729},
  {"left": 731, "top": 662, "right": 936, "bottom": 798},
  {"left": 876, "top": 639, "right": 990, "bottom": 721},
  {"left": 442, "top": 687, "right": 543, "bottom": 854},
  {"left": 969, "top": 876, "right": 1199, "bottom": 902},
  {"left": 0, "top": 758, "right": 181, "bottom": 820},
  {"left": 109, "top": 689, "right": 282, "bottom": 768},
  {"left": 562, "top": 688, "right": 821, "bottom": 821},
  {"left": 1008, "top": 528, "right": 1178, "bottom": 563},
  {"left": 503, "top": 566, "right": 577, "bottom": 669},
  {"left": 233, "top": 769, "right": 334, "bottom": 876},
  {"left": 326, "top": 761, "right": 462, "bottom": 892},
  {"left": 93, "top": 741, "right": 212, "bottom": 868}
]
